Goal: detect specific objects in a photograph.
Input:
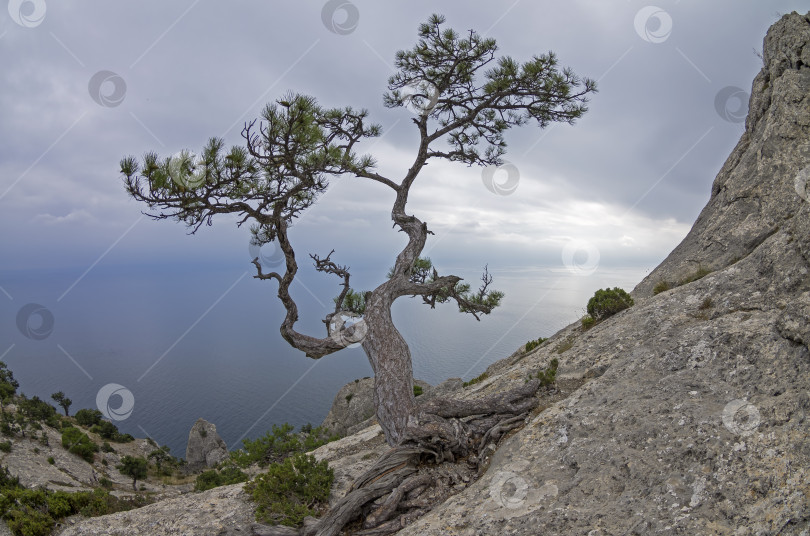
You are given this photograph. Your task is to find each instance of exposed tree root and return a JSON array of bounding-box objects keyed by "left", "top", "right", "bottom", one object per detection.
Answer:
[{"left": 291, "top": 379, "right": 542, "bottom": 536}]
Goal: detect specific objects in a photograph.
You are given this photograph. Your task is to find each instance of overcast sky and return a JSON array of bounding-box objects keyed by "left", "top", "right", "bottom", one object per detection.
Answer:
[
  {"left": 1, "top": 2, "right": 808, "bottom": 446},
  {"left": 2, "top": 1, "right": 806, "bottom": 276}
]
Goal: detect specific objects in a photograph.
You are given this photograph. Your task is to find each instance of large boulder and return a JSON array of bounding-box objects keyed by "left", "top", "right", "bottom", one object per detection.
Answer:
[{"left": 185, "top": 418, "right": 228, "bottom": 472}]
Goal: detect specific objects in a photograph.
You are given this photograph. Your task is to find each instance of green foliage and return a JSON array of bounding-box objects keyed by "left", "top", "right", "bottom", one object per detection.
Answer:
[
  {"left": 194, "top": 465, "right": 249, "bottom": 492},
  {"left": 18, "top": 397, "right": 58, "bottom": 427},
  {"left": 0, "top": 362, "right": 19, "bottom": 403},
  {"left": 586, "top": 287, "right": 634, "bottom": 322},
  {"left": 652, "top": 280, "right": 671, "bottom": 295},
  {"left": 463, "top": 372, "right": 488, "bottom": 388},
  {"left": 198, "top": 429, "right": 207, "bottom": 438},
  {"left": 334, "top": 288, "right": 367, "bottom": 315},
  {"left": 581, "top": 315, "right": 595, "bottom": 329},
  {"left": 230, "top": 423, "right": 339, "bottom": 469},
  {"left": 524, "top": 337, "right": 548, "bottom": 352},
  {"left": 246, "top": 453, "right": 334, "bottom": 527},
  {"left": 50, "top": 392, "right": 72, "bottom": 417},
  {"left": 47, "top": 457, "right": 54, "bottom": 465},
  {"left": 61, "top": 427, "right": 98, "bottom": 463},
  {"left": 536, "top": 358, "right": 559, "bottom": 387},
  {"left": 117, "top": 456, "right": 148, "bottom": 490},
  {"left": 101, "top": 441, "right": 114, "bottom": 453},
  {"left": 99, "top": 477, "right": 113, "bottom": 489},
  {"left": 74, "top": 409, "right": 103, "bottom": 427},
  {"left": 148, "top": 445, "right": 181, "bottom": 476},
  {"left": 0, "top": 441, "right": 11, "bottom": 453},
  {"left": 413, "top": 385, "right": 423, "bottom": 397},
  {"left": 0, "top": 464, "right": 151, "bottom": 536},
  {"left": 345, "top": 393, "right": 353, "bottom": 404},
  {"left": 89, "top": 420, "right": 133, "bottom": 443}
]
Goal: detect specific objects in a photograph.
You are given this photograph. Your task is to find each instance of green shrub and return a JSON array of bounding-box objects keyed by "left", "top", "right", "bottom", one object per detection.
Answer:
[
  {"left": 89, "top": 421, "right": 132, "bottom": 443},
  {"left": 536, "top": 358, "right": 559, "bottom": 387},
  {"left": 194, "top": 465, "right": 248, "bottom": 492},
  {"left": 61, "top": 428, "right": 98, "bottom": 463},
  {"left": 344, "top": 393, "right": 353, "bottom": 404},
  {"left": 581, "top": 315, "right": 595, "bottom": 329},
  {"left": 652, "top": 280, "right": 671, "bottom": 295},
  {"left": 74, "top": 409, "right": 103, "bottom": 427},
  {"left": 413, "top": 385, "right": 423, "bottom": 397},
  {"left": 47, "top": 457, "right": 55, "bottom": 465},
  {"left": 463, "top": 372, "right": 488, "bottom": 388},
  {"left": 230, "top": 423, "right": 338, "bottom": 469},
  {"left": 246, "top": 453, "right": 333, "bottom": 527},
  {"left": 101, "top": 442, "right": 114, "bottom": 453},
  {"left": 586, "top": 287, "right": 634, "bottom": 321},
  {"left": 0, "top": 441, "right": 11, "bottom": 453},
  {"left": 524, "top": 337, "right": 548, "bottom": 352},
  {"left": 99, "top": 477, "right": 113, "bottom": 489}
]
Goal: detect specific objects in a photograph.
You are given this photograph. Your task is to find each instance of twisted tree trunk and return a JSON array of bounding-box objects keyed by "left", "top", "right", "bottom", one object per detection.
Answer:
[{"left": 361, "top": 290, "right": 415, "bottom": 446}]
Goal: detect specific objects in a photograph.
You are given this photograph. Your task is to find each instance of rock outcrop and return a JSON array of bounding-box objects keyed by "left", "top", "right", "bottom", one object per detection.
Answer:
[{"left": 185, "top": 418, "right": 228, "bottom": 472}]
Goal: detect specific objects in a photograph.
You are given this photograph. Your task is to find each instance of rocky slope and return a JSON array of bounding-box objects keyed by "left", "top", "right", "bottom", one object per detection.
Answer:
[
  {"left": 398, "top": 11, "right": 810, "bottom": 535},
  {"left": 48, "top": 11, "right": 810, "bottom": 536}
]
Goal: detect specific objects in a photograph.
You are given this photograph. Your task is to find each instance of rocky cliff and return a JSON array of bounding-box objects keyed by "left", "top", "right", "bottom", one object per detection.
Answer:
[{"left": 51, "top": 11, "right": 810, "bottom": 536}]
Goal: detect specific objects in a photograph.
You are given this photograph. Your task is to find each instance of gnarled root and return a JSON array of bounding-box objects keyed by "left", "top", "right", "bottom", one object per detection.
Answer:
[{"left": 296, "top": 379, "right": 541, "bottom": 536}]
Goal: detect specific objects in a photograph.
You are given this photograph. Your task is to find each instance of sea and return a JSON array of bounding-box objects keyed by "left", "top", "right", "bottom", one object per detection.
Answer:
[{"left": 1, "top": 263, "right": 649, "bottom": 458}]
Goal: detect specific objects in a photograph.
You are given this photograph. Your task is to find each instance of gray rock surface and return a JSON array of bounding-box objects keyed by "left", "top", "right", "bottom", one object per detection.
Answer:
[
  {"left": 185, "top": 418, "right": 229, "bottom": 472},
  {"left": 399, "top": 11, "right": 810, "bottom": 535}
]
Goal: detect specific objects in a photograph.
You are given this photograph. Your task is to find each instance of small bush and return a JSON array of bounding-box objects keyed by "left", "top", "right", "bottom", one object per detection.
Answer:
[
  {"left": 699, "top": 297, "right": 714, "bottom": 310},
  {"left": 586, "top": 287, "right": 634, "bottom": 322},
  {"left": 536, "top": 358, "right": 559, "bottom": 387},
  {"left": 230, "top": 423, "right": 338, "bottom": 469},
  {"left": 246, "top": 453, "right": 333, "bottom": 527},
  {"left": 74, "top": 409, "right": 103, "bottom": 427},
  {"left": 61, "top": 428, "right": 98, "bottom": 463},
  {"left": 47, "top": 457, "right": 55, "bottom": 465},
  {"left": 581, "top": 316, "right": 595, "bottom": 329},
  {"left": 652, "top": 281, "right": 671, "bottom": 295},
  {"left": 101, "top": 442, "right": 114, "bottom": 453},
  {"left": 0, "top": 441, "right": 11, "bottom": 453},
  {"left": 344, "top": 393, "right": 353, "bottom": 404},
  {"left": 413, "top": 385, "right": 423, "bottom": 397},
  {"left": 198, "top": 429, "right": 207, "bottom": 438},
  {"left": 463, "top": 372, "right": 488, "bottom": 388},
  {"left": 524, "top": 337, "right": 548, "bottom": 353},
  {"left": 99, "top": 477, "right": 113, "bottom": 489},
  {"left": 194, "top": 465, "right": 248, "bottom": 492}
]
